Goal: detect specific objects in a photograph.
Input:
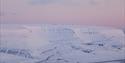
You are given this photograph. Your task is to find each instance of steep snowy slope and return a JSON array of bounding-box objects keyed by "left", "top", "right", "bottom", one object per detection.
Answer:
[{"left": 0, "top": 24, "right": 125, "bottom": 63}]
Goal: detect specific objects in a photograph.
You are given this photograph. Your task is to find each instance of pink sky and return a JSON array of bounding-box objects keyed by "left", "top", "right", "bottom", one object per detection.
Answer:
[{"left": 0, "top": 0, "right": 125, "bottom": 28}]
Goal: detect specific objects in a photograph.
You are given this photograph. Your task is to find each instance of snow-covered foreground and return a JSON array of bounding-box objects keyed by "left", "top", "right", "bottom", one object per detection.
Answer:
[{"left": 0, "top": 24, "right": 125, "bottom": 63}]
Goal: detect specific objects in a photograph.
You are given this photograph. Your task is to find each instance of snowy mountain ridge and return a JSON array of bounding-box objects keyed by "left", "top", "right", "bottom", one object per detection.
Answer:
[{"left": 0, "top": 24, "right": 125, "bottom": 63}]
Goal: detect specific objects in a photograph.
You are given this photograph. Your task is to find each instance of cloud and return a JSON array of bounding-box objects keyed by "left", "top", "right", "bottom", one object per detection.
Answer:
[
  {"left": 2, "top": 0, "right": 124, "bottom": 28},
  {"left": 30, "top": 0, "right": 53, "bottom": 5},
  {"left": 29, "top": 0, "right": 100, "bottom": 7},
  {"left": 0, "top": 12, "right": 17, "bottom": 16},
  {"left": 30, "top": 0, "right": 69, "bottom": 5},
  {"left": 0, "top": 12, "right": 4, "bottom": 16},
  {"left": 89, "top": 0, "right": 98, "bottom": 5},
  {"left": 30, "top": 0, "right": 86, "bottom": 5}
]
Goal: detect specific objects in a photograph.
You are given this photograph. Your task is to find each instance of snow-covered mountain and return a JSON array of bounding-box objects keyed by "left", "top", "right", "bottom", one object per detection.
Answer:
[{"left": 0, "top": 24, "right": 125, "bottom": 63}]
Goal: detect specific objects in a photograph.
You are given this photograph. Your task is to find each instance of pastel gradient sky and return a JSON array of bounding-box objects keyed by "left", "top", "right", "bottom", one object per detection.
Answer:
[{"left": 0, "top": 0, "right": 125, "bottom": 28}]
